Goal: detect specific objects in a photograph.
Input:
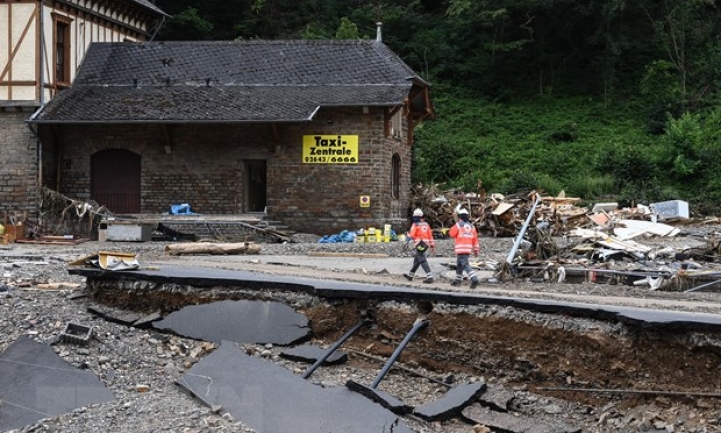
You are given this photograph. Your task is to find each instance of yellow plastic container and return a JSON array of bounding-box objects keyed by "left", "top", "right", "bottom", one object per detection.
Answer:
[
  {"left": 367, "top": 228, "right": 376, "bottom": 243},
  {"left": 383, "top": 224, "right": 391, "bottom": 242},
  {"left": 375, "top": 228, "right": 383, "bottom": 242}
]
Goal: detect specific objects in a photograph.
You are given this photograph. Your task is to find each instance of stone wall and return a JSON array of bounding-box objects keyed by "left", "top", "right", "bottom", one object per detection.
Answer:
[
  {"left": 53, "top": 106, "right": 413, "bottom": 235},
  {"left": 0, "top": 111, "right": 39, "bottom": 217}
]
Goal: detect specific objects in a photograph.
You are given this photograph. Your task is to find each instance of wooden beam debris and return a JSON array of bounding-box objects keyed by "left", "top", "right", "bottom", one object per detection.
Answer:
[{"left": 165, "top": 242, "right": 261, "bottom": 256}]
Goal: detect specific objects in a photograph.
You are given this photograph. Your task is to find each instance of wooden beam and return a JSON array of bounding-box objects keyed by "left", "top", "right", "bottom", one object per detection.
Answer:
[
  {"left": 0, "top": 80, "right": 36, "bottom": 86},
  {"left": 0, "top": 6, "right": 36, "bottom": 81}
]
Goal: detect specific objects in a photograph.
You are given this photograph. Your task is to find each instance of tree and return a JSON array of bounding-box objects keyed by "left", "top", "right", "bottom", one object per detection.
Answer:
[
  {"left": 335, "top": 17, "right": 360, "bottom": 39},
  {"left": 157, "top": 7, "right": 213, "bottom": 40}
]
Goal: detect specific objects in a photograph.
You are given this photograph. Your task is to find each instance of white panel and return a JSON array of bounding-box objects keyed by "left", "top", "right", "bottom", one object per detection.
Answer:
[
  {"left": 1, "top": 4, "right": 38, "bottom": 100},
  {"left": 14, "top": 87, "right": 37, "bottom": 100},
  {"left": 0, "top": 7, "right": 9, "bottom": 68}
]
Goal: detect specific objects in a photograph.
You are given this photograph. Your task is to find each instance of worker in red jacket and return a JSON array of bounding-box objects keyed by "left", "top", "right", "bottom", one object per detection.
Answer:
[
  {"left": 449, "top": 208, "right": 480, "bottom": 288},
  {"left": 403, "top": 208, "right": 436, "bottom": 283}
]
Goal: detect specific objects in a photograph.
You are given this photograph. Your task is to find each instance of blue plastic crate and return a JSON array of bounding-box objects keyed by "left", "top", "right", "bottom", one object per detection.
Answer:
[{"left": 170, "top": 204, "right": 192, "bottom": 215}]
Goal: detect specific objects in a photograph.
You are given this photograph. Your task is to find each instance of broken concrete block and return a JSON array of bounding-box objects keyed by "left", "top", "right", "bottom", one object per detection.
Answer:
[
  {"left": 280, "top": 344, "right": 348, "bottom": 365},
  {"left": 414, "top": 382, "right": 486, "bottom": 421},
  {"left": 478, "top": 385, "right": 515, "bottom": 412},
  {"left": 132, "top": 312, "right": 163, "bottom": 329},
  {"left": 462, "top": 404, "right": 580, "bottom": 433},
  {"left": 0, "top": 335, "right": 114, "bottom": 431},
  {"left": 345, "top": 380, "right": 412, "bottom": 414},
  {"left": 60, "top": 322, "right": 93, "bottom": 345},
  {"left": 176, "top": 341, "right": 414, "bottom": 433},
  {"left": 87, "top": 305, "right": 142, "bottom": 326}
]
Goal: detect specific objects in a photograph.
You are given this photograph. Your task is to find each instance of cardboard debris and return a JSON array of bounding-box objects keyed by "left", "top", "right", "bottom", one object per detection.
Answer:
[{"left": 68, "top": 251, "right": 140, "bottom": 271}]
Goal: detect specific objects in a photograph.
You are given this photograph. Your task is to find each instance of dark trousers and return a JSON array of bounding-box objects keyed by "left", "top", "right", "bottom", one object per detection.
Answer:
[
  {"left": 410, "top": 250, "right": 431, "bottom": 274},
  {"left": 455, "top": 254, "right": 478, "bottom": 282}
]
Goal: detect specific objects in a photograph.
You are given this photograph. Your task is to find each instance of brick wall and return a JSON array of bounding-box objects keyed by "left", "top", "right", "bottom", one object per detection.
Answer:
[
  {"left": 0, "top": 112, "right": 39, "bottom": 216},
  {"left": 54, "top": 106, "right": 413, "bottom": 235},
  {"left": 270, "top": 107, "right": 413, "bottom": 234}
]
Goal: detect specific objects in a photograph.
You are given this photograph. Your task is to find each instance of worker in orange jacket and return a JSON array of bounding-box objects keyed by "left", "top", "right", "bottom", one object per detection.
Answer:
[
  {"left": 403, "top": 208, "right": 436, "bottom": 283},
  {"left": 448, "top": 208, "right": 480, "bottom": 288}
]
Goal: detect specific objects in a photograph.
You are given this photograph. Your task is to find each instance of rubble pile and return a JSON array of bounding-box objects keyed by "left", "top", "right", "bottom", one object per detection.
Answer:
[{"left": 410, "top": 183, "right": 721, "bottom": 292}]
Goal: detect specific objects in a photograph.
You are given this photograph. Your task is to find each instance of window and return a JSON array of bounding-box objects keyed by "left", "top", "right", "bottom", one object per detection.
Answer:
[
  {"left": 391, "top": 154, "right": 401, "bottom": 199},
  {"left": 54, "top": 17, "right": 72, "bottom": 85},
  {"left": 391, "top": 110, "right": 402, "bottom": 139}
]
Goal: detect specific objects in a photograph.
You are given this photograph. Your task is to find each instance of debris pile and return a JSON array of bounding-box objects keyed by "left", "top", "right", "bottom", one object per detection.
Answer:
[{"left": 409, "top": 183, "right": 721, "bottom": 292}]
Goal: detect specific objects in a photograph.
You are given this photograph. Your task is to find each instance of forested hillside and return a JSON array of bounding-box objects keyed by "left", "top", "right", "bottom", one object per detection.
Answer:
[{"left": 153, "top": 0, "right": 721, "bottom": 213}]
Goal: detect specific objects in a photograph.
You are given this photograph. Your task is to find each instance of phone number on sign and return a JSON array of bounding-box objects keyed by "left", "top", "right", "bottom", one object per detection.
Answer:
[{"left": 304, "top": 156, "right": 357, "bottom": 163}]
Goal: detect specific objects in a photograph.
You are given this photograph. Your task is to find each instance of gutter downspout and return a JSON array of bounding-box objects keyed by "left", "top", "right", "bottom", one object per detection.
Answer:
[
  {"left": 26, "top": 0, "right": 46, "bottom": 212},
  {"left": 39, "top": 0, "right": 45, "bottom": 107},
  {"left": 36, "top": 0, "right": 46, "bottom": 188}
]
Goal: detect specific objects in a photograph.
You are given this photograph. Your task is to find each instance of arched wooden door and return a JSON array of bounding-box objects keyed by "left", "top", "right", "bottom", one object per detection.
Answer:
[{"left": 91, "top": 149, "right": 141, "bottom": 214}]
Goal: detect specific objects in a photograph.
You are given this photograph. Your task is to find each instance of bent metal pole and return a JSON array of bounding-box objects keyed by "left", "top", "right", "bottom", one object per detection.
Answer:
[
  {"left": 505, "top": 194, "right": 542, "bottom": 265},
  {"left": 302, "top": 317, "right": 372, "bottom": 379},
  {"left": 370, "top": 318, "right": 430, "bottom": 389}
]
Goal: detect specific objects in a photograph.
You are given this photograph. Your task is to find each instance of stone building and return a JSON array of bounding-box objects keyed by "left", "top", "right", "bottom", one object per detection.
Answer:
[
  {"left": 30, "top": 38, "right": 434, "bottom": 234},
  {"left": 0, "top": 0, "right": 167, "bottom": 216}
]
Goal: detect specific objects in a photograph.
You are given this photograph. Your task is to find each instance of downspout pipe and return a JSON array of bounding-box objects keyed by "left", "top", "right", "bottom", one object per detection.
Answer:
[
  {"left": 31, "top": 0, "right": 47, "bottom": 190},
  {"left": 39, "top": 0, "right": 45, "bottom": 107}
]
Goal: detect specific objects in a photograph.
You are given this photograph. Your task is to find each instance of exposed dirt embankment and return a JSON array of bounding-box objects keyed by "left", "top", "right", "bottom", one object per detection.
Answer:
[{"left": 88, "top": 274, "right": 721, "bottom": 418}]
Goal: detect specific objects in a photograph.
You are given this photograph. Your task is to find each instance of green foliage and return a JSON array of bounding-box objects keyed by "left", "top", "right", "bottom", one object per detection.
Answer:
[
  {"left": 566, "top": 175, "right": 616, "bottom": 200},
  {"left": 660, "top": 112, "right": 702, "bottom": 180},
  {"left": 335, "top": 17, "right": 360, "bottom": 40},
  {"left": 412, "top": 88, "right": 684, "bottom": 203},
  {"left": 157, "top": 7, "right": 213, "bottom": 40}
]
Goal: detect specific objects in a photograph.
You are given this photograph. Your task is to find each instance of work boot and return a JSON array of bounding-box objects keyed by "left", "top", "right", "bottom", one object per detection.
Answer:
[
  {"left": 450, "top": 280, "right": 461, "bottom": 287},
  {"left": 403, "top": 272, "right": 414, "bottom": 281},
  {"left": 424, "top": 275, "right": 435, "bottom": 284},
  {"left": 470, "top": 278, "right": 480, "bottom": 289}
]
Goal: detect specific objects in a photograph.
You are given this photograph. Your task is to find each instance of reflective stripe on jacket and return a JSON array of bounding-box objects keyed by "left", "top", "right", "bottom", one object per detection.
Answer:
[
  {"left": 449, "top": 220, "right": 479, "bottom": 255},
  {"left": 408, "top": 221, "right": 435, "bottom": 248}
]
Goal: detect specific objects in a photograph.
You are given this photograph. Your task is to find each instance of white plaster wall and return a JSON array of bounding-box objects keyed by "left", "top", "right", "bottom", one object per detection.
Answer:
[
  {"left": 2, "top": 0, "right": 154, "bottom": 102},
  {"left": 1, "top": 4, "right": 37, "bottom": 100}
]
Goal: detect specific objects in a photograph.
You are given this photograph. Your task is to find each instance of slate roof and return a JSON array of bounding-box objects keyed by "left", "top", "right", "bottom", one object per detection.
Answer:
[{"left": 32, "top": 40, "right": 428, "bottom": 123}]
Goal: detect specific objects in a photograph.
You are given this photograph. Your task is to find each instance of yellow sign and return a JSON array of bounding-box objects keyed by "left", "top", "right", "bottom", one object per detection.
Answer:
[
  {"left": 302, "top": 135, "right": 358, "bottom": 164},
  {"left": 360, "top": 195, "right": 370, "bottom": 207}
]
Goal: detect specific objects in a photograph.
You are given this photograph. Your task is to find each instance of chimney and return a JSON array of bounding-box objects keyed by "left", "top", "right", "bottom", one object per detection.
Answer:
[{"left": 376, "top": 22, "right": 382, "bottom": 42}]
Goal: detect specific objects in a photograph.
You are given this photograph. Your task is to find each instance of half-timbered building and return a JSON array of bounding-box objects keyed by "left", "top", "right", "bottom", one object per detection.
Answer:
[{"left": 0, "top": 0, "right": 167, "bottom": 215}]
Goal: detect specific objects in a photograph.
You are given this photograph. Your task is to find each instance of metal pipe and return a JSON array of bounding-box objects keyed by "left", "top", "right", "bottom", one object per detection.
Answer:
[
  {"left": 505, "top": 195, "right": 542, "bottom": 264},
  {"left": 302, "top": 318, "right": 371, "bottom": 379},
  {"left": 39, "top": 0, "right": 45, "bottom": 107},
  {"left": 370, "top": 318, "right": 429, "bottom": 389},
  {"left": 685, "top": 278, "right": 721, "bottom": 293}
]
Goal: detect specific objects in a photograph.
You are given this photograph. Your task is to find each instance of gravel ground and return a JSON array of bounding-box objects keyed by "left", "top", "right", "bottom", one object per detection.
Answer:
[{"left": 2, "top": 231, "right": 721, "bottom": 433}]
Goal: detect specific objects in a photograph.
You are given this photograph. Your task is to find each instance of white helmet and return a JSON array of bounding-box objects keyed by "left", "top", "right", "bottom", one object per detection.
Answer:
[
  {"left": 413, "top": 208, "right": 424, "bottom": 217},
  {"left": 458, "top": 208, "right": 469, "bottom": 216}
]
